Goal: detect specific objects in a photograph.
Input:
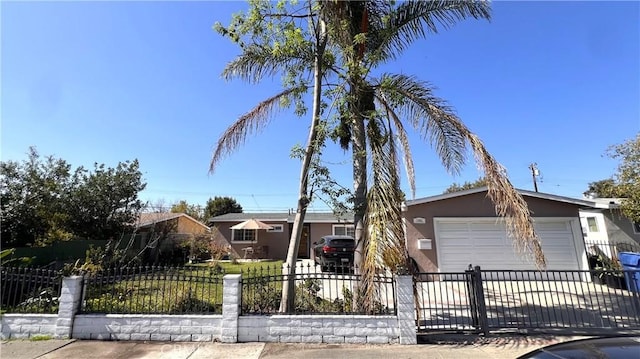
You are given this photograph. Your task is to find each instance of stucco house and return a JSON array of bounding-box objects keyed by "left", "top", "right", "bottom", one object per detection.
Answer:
[
  {"left": 579, "top": 198, "right": 640, "bottom": 260},
  {"left": 403, "top": 187, "right": 596, "bottom": 273},
  {"left": 208, "top": 212, "right": 353, "bottom": 260},
  {"left": 136, "top": 212, "right": 213, "bottom": 251}
]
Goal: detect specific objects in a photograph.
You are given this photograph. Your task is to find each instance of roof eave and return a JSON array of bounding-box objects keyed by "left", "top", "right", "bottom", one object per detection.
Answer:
[{"left": 405, "top": 186, "right": 598, "bottom": 208}]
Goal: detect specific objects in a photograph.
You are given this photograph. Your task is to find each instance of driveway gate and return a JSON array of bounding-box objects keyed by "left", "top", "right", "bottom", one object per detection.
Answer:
[{"left": 416, "top": 266, "right": 640, "bottom": 334}]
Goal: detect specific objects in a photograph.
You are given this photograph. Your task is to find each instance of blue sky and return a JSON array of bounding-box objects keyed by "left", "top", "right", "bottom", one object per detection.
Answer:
[{"left": 2, "top": 1, "right": 639, "bottom": 212}]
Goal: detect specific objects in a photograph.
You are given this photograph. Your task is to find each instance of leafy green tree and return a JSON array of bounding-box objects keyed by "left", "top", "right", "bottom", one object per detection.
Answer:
[
  {"left": 608, "top": 134, "right": 640, "bottom": 222},
  {"left": 583, "top": 179, "right": 621, "bottom": 198},
  {"left": 204, "top": 196, "right": 243, "bottom": 220},
  {"left": 65, "top": 160, "right": 146, "bottom": 240},
  {"left": 171, "top": 200, "right": 203, "bottom": 221},
  {"left": 444, "top": 177, "right": 488, "bottom": 194},
  {"left": 0, "top": 148, "right": 146, "bottom": 247},
  {"left": 583, "top": 135, "right": 639, "bottom": 222},
  {"left": 1, "top": 147, "right": 72, "bottom": 247},
  {"left": 211, "top": 0, "right": 331, "bottom": 312}
]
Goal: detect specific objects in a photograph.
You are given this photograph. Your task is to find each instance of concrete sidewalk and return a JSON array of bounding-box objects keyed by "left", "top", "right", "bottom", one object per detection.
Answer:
[{"left": 0, "top": 335, "right": 580, "bottom": 359}]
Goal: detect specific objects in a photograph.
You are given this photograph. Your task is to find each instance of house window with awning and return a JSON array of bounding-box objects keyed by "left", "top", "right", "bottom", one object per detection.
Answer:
[{"left": 232, "top": 229, "right": 257, "bottom": 242}]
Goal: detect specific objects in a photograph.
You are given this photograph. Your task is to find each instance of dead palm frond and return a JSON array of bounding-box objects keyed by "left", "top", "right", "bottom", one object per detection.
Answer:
[
  {"left": 464, "top": 132, "right": 546, "bottom": 268},
  {"left": 209, "top": 87, "right": 306, "bottom": 173},
  {"left": 376, "top": 74, "right": 546, "bottom": 268},
  {"left": 362, "top": 118, "right": 407, "bottom": 313}
]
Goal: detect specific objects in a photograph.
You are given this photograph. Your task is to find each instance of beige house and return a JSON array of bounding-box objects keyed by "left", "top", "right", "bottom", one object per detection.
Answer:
[
  {"left": 208, "top": 212, "right": 353, "bottom": 260},
  {"left": 136, "top": 213, "right": 213, "bottom": 251}
]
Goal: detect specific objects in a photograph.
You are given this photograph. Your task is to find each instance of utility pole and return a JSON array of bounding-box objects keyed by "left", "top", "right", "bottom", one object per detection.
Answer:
[{"left": 529, "top": 163, "right": 539, "bottom": 192}]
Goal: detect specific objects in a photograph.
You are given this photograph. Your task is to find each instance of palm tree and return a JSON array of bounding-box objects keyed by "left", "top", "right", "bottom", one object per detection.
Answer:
[
  {"left": 318, "top": 0, "right": 546, "bottom": 305},
  {"left": 212, "top": 0, "right": 547, "bottom": 314}
]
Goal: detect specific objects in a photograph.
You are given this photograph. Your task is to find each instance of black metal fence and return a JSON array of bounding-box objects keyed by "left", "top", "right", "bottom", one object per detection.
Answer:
[
  {"left": 241, "top": 262, "right": 396, "bottom": 316},
  {"left": 584, "top": 240, "right": 640, "bottom": 269},
  {"left": 0, "top": 266, "right": 62, "bottom": 314},
  {"left": 416, "top": 266, "right": 640, "bottom": 334},
  {"left": 81, "top": 266, "right": 224, "bottom": 314}
]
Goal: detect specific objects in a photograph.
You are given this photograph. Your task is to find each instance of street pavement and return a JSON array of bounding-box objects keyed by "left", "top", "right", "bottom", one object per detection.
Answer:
[{"left": 0, "top": 335, "right": 587, "bottom": 359}]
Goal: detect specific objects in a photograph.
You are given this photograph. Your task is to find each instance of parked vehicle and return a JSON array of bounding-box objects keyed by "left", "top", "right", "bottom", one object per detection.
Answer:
[
  {"left": 516, "top": 336, "right": 640, "bottom": 359},
  {"left": 312, "top": 235, "right": 355, "bottom": 271}
]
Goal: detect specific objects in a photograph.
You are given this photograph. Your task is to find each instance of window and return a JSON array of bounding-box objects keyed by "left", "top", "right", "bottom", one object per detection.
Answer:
[
  {"left": 267, "top": 224, "right": 284, "bottom": 233},
  {"left": 332, "top": 224, "right": 355, "bottom": 237},
  {"left": 586, "top": 217, "right": 599, "bottom": 232},
  {"left": 633, "top": 221, "right": 640, "bottom": 234},
  {"left": 232, "top": 229, "right": 256, "bottom": 242}
]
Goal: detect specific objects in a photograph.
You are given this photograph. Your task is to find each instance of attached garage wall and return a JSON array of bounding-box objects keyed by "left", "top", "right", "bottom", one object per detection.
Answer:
[
  {"left": 434, "top": 217, "right": 585, "bottom": 272},
  {"left": 405, "top": 191, "right": 586, "bottom": 272}
]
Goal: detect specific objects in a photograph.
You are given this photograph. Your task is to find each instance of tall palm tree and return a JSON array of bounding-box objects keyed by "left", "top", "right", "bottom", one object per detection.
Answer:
[
  {"left": 212, "top": 0, "right": 547, "bottom": 314},
  {"left": 318, "top": 0, "right": 546, "bottom": 305}
]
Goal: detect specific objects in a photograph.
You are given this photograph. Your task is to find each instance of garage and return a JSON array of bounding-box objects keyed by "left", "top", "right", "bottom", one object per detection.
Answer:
[
  {"left": 434, "top": 217, "right": 584, "bottom": 272},
  {"left": 403, "top": 187, "right": 594, "bottom": 273}
]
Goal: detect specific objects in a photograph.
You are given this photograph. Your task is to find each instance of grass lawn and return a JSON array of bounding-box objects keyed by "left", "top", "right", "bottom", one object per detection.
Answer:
[
  {"left": 82, "top": 260, "right": 284, "bottom": 315},
  {"left": 188, "top": 260, "right": 283, "bottom": 275}
]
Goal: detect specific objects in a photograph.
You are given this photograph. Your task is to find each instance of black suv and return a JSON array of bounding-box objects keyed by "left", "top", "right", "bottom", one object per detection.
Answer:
[{"left": 312, "top": 235, "right": 355, "bottom": 271}]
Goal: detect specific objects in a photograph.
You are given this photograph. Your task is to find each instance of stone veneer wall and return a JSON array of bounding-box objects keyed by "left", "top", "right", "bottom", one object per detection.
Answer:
[
  {"left": 238, "top": 315, "right": 399, "bottom": 344},
  {"left": 1, "top": 275, "right": 416, "bottom": 344},
  {"left": 1, "top": 314, "right": 57, "bottom": 339},
  {"left": 71, "top": 314, "right": 223, "bottom": 342}
]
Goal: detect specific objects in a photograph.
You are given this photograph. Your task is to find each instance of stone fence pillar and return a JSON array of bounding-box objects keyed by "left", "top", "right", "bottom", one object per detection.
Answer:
[
  {"left": 55, "top": 276, "right": 83, "bottom": 339},
  {"left": 395, "top": 275, "right": 417, "bottom": 344},
  {"left": 221, "top": 274, "right": 242, "bottom": 343}
]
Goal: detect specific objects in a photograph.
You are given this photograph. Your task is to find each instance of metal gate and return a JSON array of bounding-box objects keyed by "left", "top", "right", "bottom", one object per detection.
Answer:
[{"left": 416, "top": 266, "right": 640, "bottom": 334}]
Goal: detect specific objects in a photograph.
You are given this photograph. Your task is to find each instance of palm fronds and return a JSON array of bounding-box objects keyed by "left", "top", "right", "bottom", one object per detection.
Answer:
[
  {"left": 209, "top": 87, "right": 304, "bottom": 173},
  {"left": 375, "top": 73, "right": 546, "bottom": 268},
  {"left": 464, "top": 131, "right": 546, "bottom": 268},
  {"left": 361, "top": 119, "right": 407, "bottom": 313},
  {"left": 371, "top": 0, "right": 491, "bottom": 60},
  {"left": 377, "top": 73, "right": 467, "bottom": 175},
  {"left": 222, "top": 44, "right": 314, "bottom": 84},
  {"left": 376, "top": 94, "right": 416, "bottom": 199}
]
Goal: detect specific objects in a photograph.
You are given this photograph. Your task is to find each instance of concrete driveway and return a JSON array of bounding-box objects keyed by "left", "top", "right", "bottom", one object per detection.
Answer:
[{"left": 417, "top": 278, "right": 640, "bottom": 330}]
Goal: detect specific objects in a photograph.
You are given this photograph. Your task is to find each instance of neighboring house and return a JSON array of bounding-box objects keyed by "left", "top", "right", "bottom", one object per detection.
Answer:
[
  {"left": 136, "top": 212, "right": 212, "bottom": 251},
  {"left": 208, "top": 212, "right": 353, "bottom": 260},
  {"left": 579, "top": 198, "right": 640, "bottom": 260},
  {"left": 403, "top": 187, "right": 595, "bottom": 273}
]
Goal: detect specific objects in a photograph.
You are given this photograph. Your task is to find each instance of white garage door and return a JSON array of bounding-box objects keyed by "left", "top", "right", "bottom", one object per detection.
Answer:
[{"left": 435, "top": 218, "right": 582, "bottom": 272}]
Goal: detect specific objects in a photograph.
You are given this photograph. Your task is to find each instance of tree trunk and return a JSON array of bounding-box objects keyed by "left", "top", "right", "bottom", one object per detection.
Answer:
[
  {"left": 279, "top": 17, "right": 327, "bottom": 313},
  {"left": 352, "top": 89, "right": 367, "bottom": 272},
  {"left": 350, "top": 82, "right": 367, "bottom": 312}
]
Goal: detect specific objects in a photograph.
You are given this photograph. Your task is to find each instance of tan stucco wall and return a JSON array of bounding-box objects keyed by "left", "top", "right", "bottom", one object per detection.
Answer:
[
  {"left": 212, "top": 221, "right": 290, "bottom": 260},
  {"left": 176, "top": 216, "right": 209, "bottom": 235},
  {"left": 404, "top": 192, "right": 582, "bottom": 272}
]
